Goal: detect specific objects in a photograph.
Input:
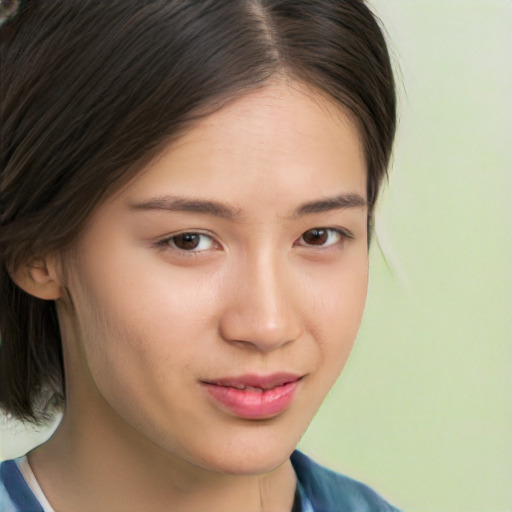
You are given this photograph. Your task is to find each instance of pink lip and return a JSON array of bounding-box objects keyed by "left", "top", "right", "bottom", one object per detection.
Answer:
[{"left": 202, "top": 373, "right": 302, "bottom": 419}]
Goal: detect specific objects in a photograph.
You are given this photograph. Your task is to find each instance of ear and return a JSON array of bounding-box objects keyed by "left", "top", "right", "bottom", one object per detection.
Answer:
[{"left": 9, "top": 257, "right": 63, "bottom": 300}]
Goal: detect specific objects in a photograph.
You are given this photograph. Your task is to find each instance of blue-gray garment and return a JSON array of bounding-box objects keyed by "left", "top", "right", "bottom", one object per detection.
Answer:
[
  {"left": 0, "top": 450, "right": 401, "bottom": 511},
  {"left": 290, "top": 451, "right": 401, "bottom": 511}
]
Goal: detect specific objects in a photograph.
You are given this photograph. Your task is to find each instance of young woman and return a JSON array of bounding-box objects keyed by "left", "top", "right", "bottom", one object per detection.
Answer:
[{"left": 0, "top": 1, "right": 399, "bottom": 510}]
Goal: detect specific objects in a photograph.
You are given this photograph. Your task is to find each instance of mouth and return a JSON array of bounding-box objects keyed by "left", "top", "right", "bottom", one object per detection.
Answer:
[{"left": 201, "top": 373, "right": 303, "bottom": 420}]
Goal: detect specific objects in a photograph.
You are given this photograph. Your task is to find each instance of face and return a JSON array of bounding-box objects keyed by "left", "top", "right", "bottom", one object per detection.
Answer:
[{"left": 59, "top": 82, "right": 368, "bottom": 475}]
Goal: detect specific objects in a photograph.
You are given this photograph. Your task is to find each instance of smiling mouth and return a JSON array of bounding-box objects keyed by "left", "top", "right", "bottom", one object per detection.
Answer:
[{"left": 201, "top": 373, "right": 303, "bottom": 419}]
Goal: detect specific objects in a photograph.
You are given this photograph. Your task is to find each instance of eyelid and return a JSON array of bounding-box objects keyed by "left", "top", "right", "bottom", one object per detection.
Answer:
[{"left": 154, "top": 230, "right": 221, "bottom": 254}]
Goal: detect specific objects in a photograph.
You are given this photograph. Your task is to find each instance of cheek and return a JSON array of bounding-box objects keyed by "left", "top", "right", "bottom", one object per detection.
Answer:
[
  {"left": 69, "top": 236, "right": 367, "bottom": 398},
  {"left": 67, "top": 271, "right": 207, "bottom": 442},
  {"left": 302, "top": 252, "right": 368, "bottom": 369},
  {"left": 71, "top": 258, "right": 222, "bottom": 391}
]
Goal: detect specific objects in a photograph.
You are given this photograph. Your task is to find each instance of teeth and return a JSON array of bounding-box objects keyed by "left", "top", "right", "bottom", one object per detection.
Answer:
[
  {"left": 245, "top": 386, "right": 264, "bottom": 392},
  {"left": 213, "top": 381, "right": 294, "bottom": 391},
  {"left": 228, "top": 384, "right": 264, "bottom": 391}
]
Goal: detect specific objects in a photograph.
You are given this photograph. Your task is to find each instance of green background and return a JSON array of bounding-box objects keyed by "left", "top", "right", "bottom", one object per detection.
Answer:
[
  {"left": 299, "top": 1, "right": 512, "bottom": 510},
  {"left": 1, "top": 1, "right": 511, "bottom": 511}
]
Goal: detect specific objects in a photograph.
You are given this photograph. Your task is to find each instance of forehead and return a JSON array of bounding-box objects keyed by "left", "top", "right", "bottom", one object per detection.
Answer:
[{"left": 110, "top": 81, "right": 367, "bottom": 217}]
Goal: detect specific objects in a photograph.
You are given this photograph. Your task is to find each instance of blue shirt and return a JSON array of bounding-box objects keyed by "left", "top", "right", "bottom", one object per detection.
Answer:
[{"left": 0, "top": 450, "right": 401, "bottom": 511}]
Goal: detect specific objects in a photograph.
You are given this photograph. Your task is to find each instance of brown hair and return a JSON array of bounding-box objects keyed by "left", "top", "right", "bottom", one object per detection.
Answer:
[{"left": 0, "top": 0, "right": 396, "bottom": 422}]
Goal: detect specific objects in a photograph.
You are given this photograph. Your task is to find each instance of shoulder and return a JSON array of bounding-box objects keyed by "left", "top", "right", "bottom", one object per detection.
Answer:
[
  {"left": 290, "top": 450, "right": 402, "bottom": 512},
  {"left": 0, "top": 458, "right": 44, "bottom": 512}
]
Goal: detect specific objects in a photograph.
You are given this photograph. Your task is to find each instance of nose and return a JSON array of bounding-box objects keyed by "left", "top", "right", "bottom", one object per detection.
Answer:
[{"left": 218, "top": 254, "right": 304, "bottom": 352}]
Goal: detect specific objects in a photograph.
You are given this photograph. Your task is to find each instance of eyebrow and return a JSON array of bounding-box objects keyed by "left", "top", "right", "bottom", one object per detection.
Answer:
[
  {"left": 292, "top": 193, "right": 367, "bottom": 218},
  {"left": 130, "top": 196, "right": 241, "bottom": 219},
  {"left": 129, "top": 192, "right": 367, "bottom": 220}
]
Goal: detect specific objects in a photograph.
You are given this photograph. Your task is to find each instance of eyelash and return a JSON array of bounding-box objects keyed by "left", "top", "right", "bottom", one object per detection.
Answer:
[
  {"left": 154, "top": 227, "right": 353, "bottom": 255},
  {"left": 155, "top": 232, "right": 218, "bottom": 254},
  {"left": 294, "top": 227, "right": 353, "bottom": 249}
]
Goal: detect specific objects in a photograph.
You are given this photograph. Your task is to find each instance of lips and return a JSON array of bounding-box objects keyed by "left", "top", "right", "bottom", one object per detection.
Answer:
[{"left": 202, "top": 373, "right": 302, "bottom": 419}]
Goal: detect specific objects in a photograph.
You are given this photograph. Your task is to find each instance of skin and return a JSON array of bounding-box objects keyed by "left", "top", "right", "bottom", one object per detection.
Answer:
[{"left": 20, "top": 81, "right": 369, "bottom": 512}]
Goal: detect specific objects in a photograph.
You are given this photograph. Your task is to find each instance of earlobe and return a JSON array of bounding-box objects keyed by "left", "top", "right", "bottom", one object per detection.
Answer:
[{"left": 9, "top": 259, "right": 63, "bottom": 300}]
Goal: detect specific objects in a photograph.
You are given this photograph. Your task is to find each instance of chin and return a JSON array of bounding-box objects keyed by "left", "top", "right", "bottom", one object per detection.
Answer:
[
  {"left": 209, "top": 452, "right": 292, "bottom": 477},
  {"left": 188, "top": 436, "right": 297, "bottom": 476}
]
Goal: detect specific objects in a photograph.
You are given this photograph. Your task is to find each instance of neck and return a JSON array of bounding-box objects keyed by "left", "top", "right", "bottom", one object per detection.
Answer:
[{"left": 28, "top": 405, "right": 297, "bottom": 512}]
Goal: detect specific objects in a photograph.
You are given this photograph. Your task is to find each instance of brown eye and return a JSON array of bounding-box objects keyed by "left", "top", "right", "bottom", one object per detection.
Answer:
[
  {"left": 169, "top": 233, "right": 215, "bottom": 252},
  {"left": 302, "top": 228, "right": 328, "bottom": 245},
  {"left": 172, "top": 233, "right": 200, "bottom": 250},
  {"left": 297, "top": 228, "right": 348, "bottom": 248}
]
